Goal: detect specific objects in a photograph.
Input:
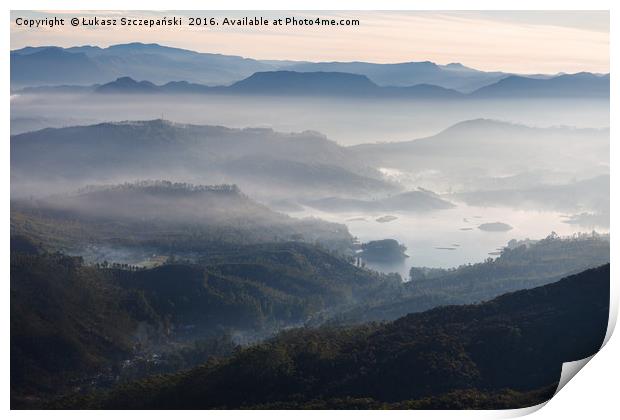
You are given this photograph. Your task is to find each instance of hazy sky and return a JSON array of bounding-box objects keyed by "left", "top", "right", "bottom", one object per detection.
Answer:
[{"left": 10, "top": 10, "right": 609, "bottom": 74}]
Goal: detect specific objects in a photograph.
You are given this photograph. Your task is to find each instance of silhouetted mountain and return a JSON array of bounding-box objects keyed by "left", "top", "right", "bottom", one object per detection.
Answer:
[
  {"left": 229, "top": 71, "right": 376, "bottom": 94},
  {"left": 471, "top": 72, "right": 609, "bottom": 98},
  {"left": 18, "top": 72, "right": 463, "bottom": 99},
  {"left": 10, "top": 47, "right": 111, "bottom": 86},
  {"left": 16, "top": 69, "right": 608, "bottom": 100},
  {"left": 12, "top": 43, "right": 610, "bottom": 96},
  {"left": 282, "top": 60, "right": 509, "bottom": 92},
  {"left": 10, "top": 43, "right": 510, "bottom": 91},
  {"left": 96, "top": 77, "right": 160, "bottom": 94},
  {"left": 223, "top": 71, "right": 461, "bottom": 98},
  {"left": 11, "top": 43, "right": 273, "bottom": 87},
  {"left": 53, "top": 264, "right": 609, "bottom": 409}
]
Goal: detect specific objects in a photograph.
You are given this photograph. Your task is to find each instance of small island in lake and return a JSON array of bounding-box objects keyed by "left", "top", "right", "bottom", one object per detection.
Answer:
[
  {"left": 478, "top": 222, "right": 513, "bottom": 232},
  {"left": 376, "top": 215, "right": 398, "bottom": 223},
  {"left": 359, "top": 239, "right": 408, "bottom": 262}
]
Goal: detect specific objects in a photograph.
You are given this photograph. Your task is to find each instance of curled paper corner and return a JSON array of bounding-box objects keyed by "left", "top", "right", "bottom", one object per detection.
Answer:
[
  {"left": 503, "top": 351, "right": 605, "bottom": 417},
  {"left": 503, "top": 356, "right": 597, "bottom": 418},
  {"left": 498, "top": 401, "right": 548, "bottom": 418},
  {"left": 602, "top": 291, "right": 618, "bottom": 348},
  {"left": 554, "top": 355, "right": 595, "bottom": 396}
]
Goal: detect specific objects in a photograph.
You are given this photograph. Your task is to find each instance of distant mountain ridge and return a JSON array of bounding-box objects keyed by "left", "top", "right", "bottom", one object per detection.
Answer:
[
  {"left": 10, "top": 119, "right": 398, "bottom": 198},
  {"left": 11, "top": 42, "right": 272, "bottom": 87},
  {"left": 349, "top": 118, "right": 609, "bottom": 177},
  {"left": 89, "top": 72, "right": 464, "bottom": 98},
  {"left": 17, "top": 70, "right": 608, "bottom": 100},
  {"left": 13, "top": 42, "right": 605, "bottom": 93},
  {"left": 472, "top": 72, "right": 610, "bottom": 98}
]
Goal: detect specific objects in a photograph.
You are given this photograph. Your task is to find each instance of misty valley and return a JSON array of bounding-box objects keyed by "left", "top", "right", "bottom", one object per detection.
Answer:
[{"left": 10, "top": 41, "right": 610, "bottom": 410}]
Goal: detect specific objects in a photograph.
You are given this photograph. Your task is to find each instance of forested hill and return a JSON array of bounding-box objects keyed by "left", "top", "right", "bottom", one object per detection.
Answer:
[
  {"left": 10, "top": 239, "right": 402, "bottom": 408},
  {"left": 11, "top": 120, "right": 395, "bottom": 197},
  {"left": 334, "top": 233, "right": 610, "bottom": 323},
  {"left": 53, "top": 264, "right": 609, "bottom": 409},
  {"left": 11, "top": 180, "right": 354, "bottom": 252}
]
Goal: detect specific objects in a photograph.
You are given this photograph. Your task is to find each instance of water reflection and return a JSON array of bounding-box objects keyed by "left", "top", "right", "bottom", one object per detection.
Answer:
[{"left": 293, "top": 202, "right": 608, "bottom": 279}]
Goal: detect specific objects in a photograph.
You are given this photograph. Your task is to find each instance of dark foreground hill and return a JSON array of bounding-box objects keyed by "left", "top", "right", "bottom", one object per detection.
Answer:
[
  {"left": 11, "top": 238, "right": 401, "bottom": 408},
  {"left": 53, "top": 264, "right": 609, "bottom": 409}
]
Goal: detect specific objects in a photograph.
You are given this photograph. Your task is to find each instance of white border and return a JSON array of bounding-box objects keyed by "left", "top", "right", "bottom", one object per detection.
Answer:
[{"left": 3, "top": 1, "right": 617, "bottom": 418}]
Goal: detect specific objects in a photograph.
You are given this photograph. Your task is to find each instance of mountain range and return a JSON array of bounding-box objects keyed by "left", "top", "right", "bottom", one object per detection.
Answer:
[
  {"left": 11, "top": 42, "right": 610, "bottom": 97},
  {"left": 350, "top": 118, "right": 609, "bottom": 177},
  {"left": 10, "top": 119, "right": 396, "bottom": 198},
  {"left": 11, "top": 118, "right": 609, "bottom": 213},
  {"left": 15, "top": 71, "right": 609, "bottom": 100},
  {"left": 10, "top": 43, "right": 272, "bottom": 88}
]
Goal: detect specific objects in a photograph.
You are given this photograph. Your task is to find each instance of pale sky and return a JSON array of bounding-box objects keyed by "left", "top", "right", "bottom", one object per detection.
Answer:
[{"left": 10, "top": 10, "right": 610, "bottom": 74}]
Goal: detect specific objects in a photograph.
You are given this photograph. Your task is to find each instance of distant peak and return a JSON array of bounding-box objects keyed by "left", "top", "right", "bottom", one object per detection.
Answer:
[
  {"left": 115, "top": 76, "right": 137, "bottom": 82},
  {"left": 443, "top": 62, "right": 474, "bottom": 71},
  {"left": 445, "top": 118, "right": 522, "bottom": 131},
  {"left": 109, "top": 42, "right": 162, "bottom": 48}
]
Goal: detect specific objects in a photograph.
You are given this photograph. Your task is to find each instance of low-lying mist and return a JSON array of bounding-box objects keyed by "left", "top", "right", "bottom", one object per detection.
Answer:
[
  {"left": 11, "top": 93, "right": 609, "bottom": 144},
  {"left": 10, "top": 91, "right": 609, "bottom": 275}
]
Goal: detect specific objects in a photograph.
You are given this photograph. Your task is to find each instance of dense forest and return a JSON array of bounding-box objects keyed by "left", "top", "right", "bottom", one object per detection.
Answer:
[
  {"left": 10, "top": 180, "right": 354, "bottom": 253},
  {"left": 332, "top": 232, "right": 610, "bottom": 323},
  {"left": 10, "top": 211, "right": 611, "bottom": 410},
  {"left": 10, "top": 236, "right": 402, "bottom": 407},
  {"left": 48, "top": 264, "right": 609, "bottom": 409}
]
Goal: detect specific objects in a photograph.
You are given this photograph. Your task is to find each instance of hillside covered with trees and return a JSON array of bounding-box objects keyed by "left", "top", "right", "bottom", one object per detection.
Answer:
[{"left": 51, "top": 264, "right": 609, "bottom": 409}]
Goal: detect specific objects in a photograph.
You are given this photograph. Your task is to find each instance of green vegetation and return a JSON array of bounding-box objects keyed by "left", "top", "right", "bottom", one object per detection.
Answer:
[
  {"left": 339, "top": 233, "right": 609, "bottom": 323},
  {"left": 10, "top": 237, "right": 401, "bottom": 407},
  {"left": 359, "top": 239, "right": 408, "bottom": 263},
  {"left": 52, "top": 264, "right": 609, "bottom": 409},
  {"left": 11, "top": 180, "right": 354, "bottom": 254},
  {"left": 11, "top": 249, "right": 155, "bottom": 405}
]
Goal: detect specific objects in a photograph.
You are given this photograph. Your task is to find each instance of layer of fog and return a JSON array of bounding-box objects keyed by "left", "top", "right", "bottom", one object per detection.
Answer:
[
  {"left": 11, "top": 92, "right": 609, "bottom": 276},
  {"left": 11, "top": 93, "right": 609, "bottom": 145}
]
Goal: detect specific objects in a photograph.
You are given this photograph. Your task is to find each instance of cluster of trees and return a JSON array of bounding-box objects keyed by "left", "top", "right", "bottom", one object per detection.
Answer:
[
  {"left": 10, "top": 238, "right": 401, "bottom": 407},
  {"left": 11, "top": 181, "right": 355, "bottom": 255},
  {"left": 52, "top": 264, "right": 609, "bottom": 409},
  {"left": 77, "top": 180, "right": 241, "bottom": 195},
  {"left": 409, "top": 231, "right": 609, "bottom": 296},
  {"left": 95, "top": 261, "right": 146, "bottom": 271},
  {"left": 334, "top": 233, "right": 610, "bottom": 324},
  {"left": 10, "top": 231, "right": 611, "bottom": 410}
]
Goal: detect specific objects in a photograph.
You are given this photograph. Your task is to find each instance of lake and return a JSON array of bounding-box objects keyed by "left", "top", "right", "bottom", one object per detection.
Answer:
[{"left": 291, "top": 202, "right": 607, "bottom": 280}]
